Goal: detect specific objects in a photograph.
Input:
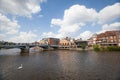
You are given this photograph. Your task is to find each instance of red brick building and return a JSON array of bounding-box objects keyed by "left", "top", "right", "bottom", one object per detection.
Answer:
[
  {"left": 88, "top": 30, "right": 120, "bottom": 46},
  {"left": 59, "top": 37, "right": 76, "bottom": 49},
  {"left": 88, "top": 34, "right": 97, "bottom": 46},
  {"left": 39, "top": 38, "right": 60, "bottom": 45}
]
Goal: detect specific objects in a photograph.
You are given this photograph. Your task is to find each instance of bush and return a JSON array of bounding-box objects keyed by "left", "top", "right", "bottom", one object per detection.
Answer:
[
  {"left": 107, "top": 46, "right": 120, "bottom": 51},
  {"left": 81, "top": 43, "right": 86, "bottom": 50},
  {"left": 93, "top": 44, "right": 100, "bottom": 51},
  {"left": 100, "top": 46, "right": 106, "bottom": 51}
]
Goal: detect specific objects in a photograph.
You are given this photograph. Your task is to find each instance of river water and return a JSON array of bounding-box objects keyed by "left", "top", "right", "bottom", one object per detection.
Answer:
[{"left": 0, "top": 49, "right": 120, "bottom": 80}]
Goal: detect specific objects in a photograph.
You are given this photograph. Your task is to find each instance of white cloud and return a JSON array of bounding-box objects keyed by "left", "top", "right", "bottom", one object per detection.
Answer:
[
  {"left": 0, "top": 13, "right": 39, "bottom": 42},
  {"left": 98, "top": 3, "right": 120, "bottom": 24},
  {"left": 0, "top": 0, "right": 46, "bottom": 42},
  {"left": 42, "top": 31, "right": 74, "bottom": 38},
  {"left": 63, "top": 4, "right": 98, "bottom": 23},
  {"left": 49, "top": 3, "right": 120, "bottom": 39},
  {"left": 0, "top": 34, "right": 6, "bottom": 40},
  {"left": 51, "top": 19, "right": 62, "bottom": 27},
  {"left": 0, "top": 0, "right": 46, "bottom": 17},
  {"left": 76, "top": 31, "right": 93, "bottom": 40},
  {"left": 0, "top": 13, "right": 20, "bottom": 35},
  {"left": 1, "top": 2, "right": 120, "bottom": 42},
  {"left": 42, "top": 32, "right": 57, "bottom": 38},
  {"left": 102, "top": 22, "right": 120, "bottom": 31},
  {"left": 38, "top": 14, "right": 43, "bottom": 18},
  {"left": 9, "top": 31, "right": 38, "bottom": 43},
  {"left": 51, "top": 4, "right": 97, "bottom": 38},
  {"left": 42, "top": 31, "right": 94, "bottom": 40}
]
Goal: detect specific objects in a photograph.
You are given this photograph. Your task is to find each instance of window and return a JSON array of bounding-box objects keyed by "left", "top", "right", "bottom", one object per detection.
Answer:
[
  {"left": 65, "top": 43, "right": 66, "bottom": 45},
  {"left": 110, "top": 36, "right": 113, "bottom": 39},
  {"left": 111, "top": 40, "right": 113, "bottom": 42},
  {"left": 114, "top": 36, "right": 116, "bottom": 38}
]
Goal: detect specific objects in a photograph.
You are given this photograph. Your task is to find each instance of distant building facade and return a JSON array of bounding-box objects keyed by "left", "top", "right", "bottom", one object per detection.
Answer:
[
  {"left": 88, "top": 30, "right": 120, "bottom": 46},
  {"left": 87, "top": 34, "right": 97, "bottom": 46},
  {"left": 59, "top": 37, "right": 76, "bottom": 49},
  {"left": 74, "top": 39, "right": 87, "bottom": 48},
  {"left": 39, "top": 39, "right": 47, "bottom": 45},
  {"left": 39, "top": 38, "right": 60, "bottom": 45}
]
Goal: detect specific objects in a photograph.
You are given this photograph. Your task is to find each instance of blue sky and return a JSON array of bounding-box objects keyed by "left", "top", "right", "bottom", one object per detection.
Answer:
[{"left": 0, "top": 0, "right": 120, "bottom": 43}]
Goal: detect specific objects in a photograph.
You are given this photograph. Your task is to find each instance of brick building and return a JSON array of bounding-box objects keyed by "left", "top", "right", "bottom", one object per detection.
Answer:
[
  {"left": 74, "top": 40, "right": 87, "bottom": 48},
  {"left": 88, "top": 34, "right": 97, "bottom": 46},
  {"left": 88, "top": 30, "right": 120, "bottom": 46},
  {"left": 59, "top": 37, "right": 76, "bottom": 49},
  {"left": 39, "top": 38, "right": 60, "bottom": 45}
]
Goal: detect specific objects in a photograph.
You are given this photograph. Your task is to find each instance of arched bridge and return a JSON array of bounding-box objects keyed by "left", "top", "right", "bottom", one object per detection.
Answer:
[{"left": 0, "top": 44, "right": 59, "bottom": 53}]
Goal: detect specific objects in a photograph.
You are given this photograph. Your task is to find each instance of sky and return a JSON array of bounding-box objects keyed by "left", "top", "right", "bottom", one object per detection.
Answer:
[{"left": 0, "top": 0, "right": 120, "bottom": 43}]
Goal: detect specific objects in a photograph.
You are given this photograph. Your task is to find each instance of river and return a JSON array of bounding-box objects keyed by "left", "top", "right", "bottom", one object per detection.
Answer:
[{"left": 0, "top": 49, "right": 120, "bottom": 80}]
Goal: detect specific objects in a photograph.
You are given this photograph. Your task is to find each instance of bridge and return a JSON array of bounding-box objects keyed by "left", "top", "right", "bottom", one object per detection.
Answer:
[{"left": 0, "top": 43, "right": 59, "bottom": 53}]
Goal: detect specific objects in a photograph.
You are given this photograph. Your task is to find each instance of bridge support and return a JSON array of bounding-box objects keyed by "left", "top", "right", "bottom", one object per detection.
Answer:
[
  {"left": 21, "top": 48, "right": 29, "bottom": 53},
  {"left": 20, "top": 45, "right": 29, "bottom": 53}
]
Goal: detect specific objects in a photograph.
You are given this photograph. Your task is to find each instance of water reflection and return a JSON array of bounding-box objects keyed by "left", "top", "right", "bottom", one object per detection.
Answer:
[
  {"left": 20, "top": 52, "right": 29, "bottom": 56},
  {"left": 0, "top": 48, "right": 20, "bottom": 55},
  {"left": 0, "top": 49, "right": 120, "bottom": 80}
]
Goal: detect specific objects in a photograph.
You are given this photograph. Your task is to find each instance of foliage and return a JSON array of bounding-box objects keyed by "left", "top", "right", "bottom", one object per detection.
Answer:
[
  {"left": 81, "top": 43, "right": 86, "bottom": 50},
  {"left": 93, "top": 45, "right": 120, "bottom": 51},
  {"left": 93, "top": 44, "right": 100, "bottom": 51},
  {"left": 106, "top": 46, "right": 120, "bottom": 51}
]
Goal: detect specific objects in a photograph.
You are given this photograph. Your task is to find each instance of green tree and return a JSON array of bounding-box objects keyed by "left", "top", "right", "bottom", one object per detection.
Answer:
[
  {"left": 81, "top": 43, "right": 86, "bottom": 50},
  {"left": 93, "top": 44, "right": 100, "bottom": 51}
]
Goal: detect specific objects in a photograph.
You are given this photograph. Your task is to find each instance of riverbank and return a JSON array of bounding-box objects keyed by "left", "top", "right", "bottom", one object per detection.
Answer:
[
  {"left": 93, "top": 45, "right": 120, "bottom": 51},
  {"left": 1, "top": 46, "right": 120, "bottom": 52}
]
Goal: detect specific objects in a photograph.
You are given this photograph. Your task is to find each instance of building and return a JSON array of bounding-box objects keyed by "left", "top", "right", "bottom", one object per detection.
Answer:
[
  {"left": 59, "top": 37, "right": 76, "bottom": 49},
  {"left": 48, "top": 38, "right": 60, "bottom": 45},
  {"left": 96, "top": 30, "right": 120, "bottom": 46},
  {"left": 88, "top": 30, "right": 120, "bottom": 46},
  {"left": 59, "top": 39, "right": 70, "bottom": 48},
  {"left": 39, "top": 39, "right": 47, "bottom": 45},
  {"left": 74, "top": 39, "right": 87, "bottom": 48},
  {"left": 87, "top": 34, "right": 97, "bottom": 46},
  {"left": 39, "top": 38, "right": 60, "bottom": 45}
]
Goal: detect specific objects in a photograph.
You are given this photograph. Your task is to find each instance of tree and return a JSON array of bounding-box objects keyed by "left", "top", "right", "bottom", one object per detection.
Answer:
[
  {"left": 93, "top": 44, "right": 100, "bottom": 51},
  {"left": 81, "top": 43, "right": 86, "bottom": 50}
]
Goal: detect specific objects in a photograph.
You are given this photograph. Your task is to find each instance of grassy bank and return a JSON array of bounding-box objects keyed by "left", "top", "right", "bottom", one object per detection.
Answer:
[{"left": 93, "top": 44, "right": 120, "bottom": 51}]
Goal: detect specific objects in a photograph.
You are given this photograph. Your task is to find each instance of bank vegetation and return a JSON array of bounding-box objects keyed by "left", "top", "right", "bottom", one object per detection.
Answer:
[{"left": 93, "top": 44, "right": 120, "bottom": 51}]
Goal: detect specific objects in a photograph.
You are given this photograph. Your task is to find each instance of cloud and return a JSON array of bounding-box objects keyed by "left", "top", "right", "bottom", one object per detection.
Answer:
[
  {"left": 51, "top": 19, "right": 62, "bottom": 27},
  {"left": 42, "top": 30, "right": 94, "bottom": 41},
  {"left": 63, "top": 4, "right": 98, "bottom": 23},
  {"left": 0, "top": 0, "right": 46, "bottom": 17},
  {"left": 51, "top": 4, "right": 97, "bottom": 37},
  {"left": 0, "top": 13, "right": 39, "bottom": 42},
  {"left": 9, "top": 31, "right": 38, "bottom": 43},
  {"left": 0, "top": 0, "right": 46, "bottom": 42},
  {"left": 76, "top": 31, "right": 93, "bottom": 40},
  {"left": 38, "top": 14, "right": 43, "bottom": 18},
  {"left": 0, "top": 13, "right": 20, "bottom": 35},
  {"left": 0, "top": 34, "right": 6, "bottom": 40},
  {"left": 98, "top": 3, "right": 120, "bottom": 24},
  {"left": 1, "top": 2, "right": 120, "bottom": 42},
  {"left": 42, "top": 32, "right": 57, "bottom": 38},
  {"left": 49, "top": 3, "right": 120, "bottom": 40},
  {"left": 102, "top": 22, "right": 120, "bottom": 31}
]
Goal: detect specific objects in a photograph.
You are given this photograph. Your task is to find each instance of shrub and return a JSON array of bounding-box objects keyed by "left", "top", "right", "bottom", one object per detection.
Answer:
[
  {"left": 93, "top": 44, "right": 100, "bottom": 51},
  {"left": 100, "top": 46, "right": 106, "bottom": 51},
  {"left": 107, "top": 46, "right": 120, "bottom": 51},
  {"left": 81, "top": 43, "right": 86, "bottom": 50}
]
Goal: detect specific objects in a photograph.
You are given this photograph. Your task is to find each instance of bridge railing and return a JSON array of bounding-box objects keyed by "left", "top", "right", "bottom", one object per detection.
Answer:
[{"left": 0, "top": 44, "right": 60, "bottom": 49}]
